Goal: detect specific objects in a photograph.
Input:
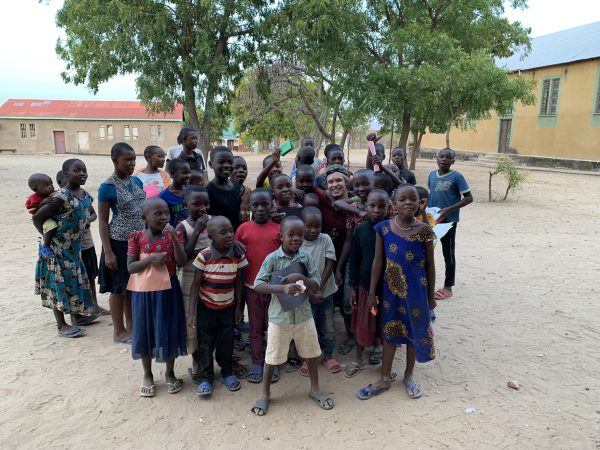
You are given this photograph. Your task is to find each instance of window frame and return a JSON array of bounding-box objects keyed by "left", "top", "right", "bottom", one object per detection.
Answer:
[
  {"left": 99, "top": 126, "right": 106, "bottom": 140},
  {"left": 124, "top": 125, "right": 130, "bottom": 140},
  {"left": 20, "top": 123, "right": 27, "bottom": 139},
  {"left": 539, "top": 77, "right": 561, "bottom": 117},
  {"left": 132, "top": 126, "right": 139, "bottom": 140},
  {"left": 149, "top": 125, "right": 157, "bottom": 141},
  {"left": 107, "top": 125, "right": 114, "bottom": 140}
]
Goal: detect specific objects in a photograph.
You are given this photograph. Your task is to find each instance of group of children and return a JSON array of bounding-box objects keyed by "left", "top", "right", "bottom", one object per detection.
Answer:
[{"left": 27, "top": 127, "right": 472, "bottom": 414}]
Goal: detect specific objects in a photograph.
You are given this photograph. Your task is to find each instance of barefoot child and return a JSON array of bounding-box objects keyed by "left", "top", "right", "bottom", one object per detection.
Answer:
[
  {"left": 231, "top": 156, "right": 252, "bottom": 223},
  {"left": 234, "top": 189, "right": 281, "bottom": 383},
  {"left": 356, "top": 185, "right": 436, "bottom": 400},
  {"left": 427, "top": 148, "right": 473, "bottom": 300},
  {"left": 133, "top": 145, "right": 170, "bottom": 197},
  {"left": 26, "top": 173, "right": 58, "bottom": 257},
  {"left": 33, "top": 159, "right": 95, "bottom": 338},
  {"left": 189, "top": 216, "right": 248, "bottom": 396},
  {"left": 207, "top": 147, "right": 243, "bottom": 231},
  {"left": 251, "top": 216, "right": 334, "bottom": 416},
  {"left": 127, "top": 197, "right": 188, "bottom": 397},
  {"left": 175, "top": 185, "right": 211, "bottom": 381},
  {"left": 345, "top": 190, "right": 390, "bottom": 377},
  {"left": 159, "top": 158, "right": 191, "bottom": 227}
]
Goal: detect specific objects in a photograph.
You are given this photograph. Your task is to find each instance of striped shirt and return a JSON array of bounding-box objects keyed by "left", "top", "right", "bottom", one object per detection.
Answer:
[{"left": 192, "top": 245, "right": 248, "bottom": 310}]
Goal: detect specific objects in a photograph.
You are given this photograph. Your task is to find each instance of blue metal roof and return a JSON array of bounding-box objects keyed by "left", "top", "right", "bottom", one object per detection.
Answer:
[{"left": 497, "top": 21, "right": 600, "bottom": 71}]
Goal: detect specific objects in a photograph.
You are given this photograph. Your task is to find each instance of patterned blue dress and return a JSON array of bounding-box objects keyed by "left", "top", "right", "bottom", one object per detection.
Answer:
[
  {"left": 35, "top": 188, "right": 94, "bottom": 314},
  {"left": 374, "top": 220, "right": 436, "bottom": 363}
]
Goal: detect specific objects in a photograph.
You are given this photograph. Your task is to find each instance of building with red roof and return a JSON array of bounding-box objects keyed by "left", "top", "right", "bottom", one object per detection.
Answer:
[{"left": 0, "top": 99, "right": 183, "bottom": 154}]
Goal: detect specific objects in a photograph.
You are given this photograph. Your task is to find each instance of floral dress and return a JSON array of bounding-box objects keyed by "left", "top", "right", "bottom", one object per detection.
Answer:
[
  {"left": 35, "top": 189, "right": 94, "bottom": 314},
  {"left": 374, "top": 220, "right": 436, "bottom": 363}
]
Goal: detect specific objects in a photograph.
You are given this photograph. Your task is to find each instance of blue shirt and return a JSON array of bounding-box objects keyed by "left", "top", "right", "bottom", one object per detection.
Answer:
[
  {"left": 158, "top": 188, "right": 188, "bottom": 227},
  {"left": 428, "top": 170, "right": 470, "bottom": 223},
  {"left": 98, "top": 176, "right": 143, "bottom": 215}
]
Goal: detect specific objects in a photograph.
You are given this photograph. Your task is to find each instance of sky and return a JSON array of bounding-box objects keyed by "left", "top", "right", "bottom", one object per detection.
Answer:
[{"left": 1, "top": 0, "right": 600, "bottom": 105}]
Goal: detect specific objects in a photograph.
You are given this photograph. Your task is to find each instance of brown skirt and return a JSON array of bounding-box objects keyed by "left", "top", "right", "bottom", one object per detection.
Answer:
[{"left": 350, "top": 286, "right": 380, "bottom": 348}]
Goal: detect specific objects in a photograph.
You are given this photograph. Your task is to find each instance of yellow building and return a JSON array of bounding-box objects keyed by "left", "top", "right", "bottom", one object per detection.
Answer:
[{"left": 421, "top": 22, "right": 600, "bottom": 161}]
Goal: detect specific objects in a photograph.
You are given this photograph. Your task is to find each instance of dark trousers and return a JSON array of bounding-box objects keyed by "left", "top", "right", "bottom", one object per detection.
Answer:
[
  {"left": 196, "top": 301, "right": 235, "bottom": 381},
  {"left": 246, "top": 288, "right": 270, "bottom": 366},
  {"left": 440, "top": 224, "right": 457, "bottom": 287}
]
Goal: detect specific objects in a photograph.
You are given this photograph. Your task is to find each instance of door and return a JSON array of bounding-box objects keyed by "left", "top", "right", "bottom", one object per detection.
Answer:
[
  {"left": 77, "top": 131, "right": 90, "bottom": 153},
  {"left": 53, "top": 131, "right": 66, "bottom": 154},
  {"left": 226, "top": 139, "right": 234, "bottom": 150},
  {"left": 498, "top": 119, "right": 512, "bottom": 153}
]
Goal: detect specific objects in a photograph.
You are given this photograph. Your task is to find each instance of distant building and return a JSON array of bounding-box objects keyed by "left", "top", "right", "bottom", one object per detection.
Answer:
[
  {"left": 421, "top": 22, "right": 600, "bottom": 160},
  {"left": 0, "top": 99, "right": 183, "bottom": 154},
  {"left": 214, "top": 121, "right": 252, "bottom": 152}
]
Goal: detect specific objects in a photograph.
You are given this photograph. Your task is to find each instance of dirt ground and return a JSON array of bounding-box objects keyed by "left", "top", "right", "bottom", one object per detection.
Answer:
[{"left": 0, "top": 151, "right": 599, "bottom": 449}]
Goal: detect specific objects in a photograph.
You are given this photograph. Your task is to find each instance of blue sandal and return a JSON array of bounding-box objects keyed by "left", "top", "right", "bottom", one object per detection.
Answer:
[
  {"left": 197, "top": 380, "right": 213, "bottom": 397},
  {"left": 221, "top": 375, "right": 241, "bottom": 392},
  {"left": 271, "top": 366, "right": 280, "bottom": 383},
  {"left": 356, "top": 383, "right": 388, "bottom": 400},
  {"left": 247, "top": 364, "right": 263, "bottom": 383}
]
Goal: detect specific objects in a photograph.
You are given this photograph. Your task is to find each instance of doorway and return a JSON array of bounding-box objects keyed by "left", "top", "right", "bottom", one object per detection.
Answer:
[
  {"left": 498, "top": 119, "right": 512, "bottom": 153},
  {"left": 53, "top": 131, "right": 66, "bottom": 154},
  {"left": 77, "top": 131, "right": 90, "bottom": 153}
]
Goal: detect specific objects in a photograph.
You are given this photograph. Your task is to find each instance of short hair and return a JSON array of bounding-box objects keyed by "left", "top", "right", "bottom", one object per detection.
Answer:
[
  {"left": 324, "top": 143, "right": 343, "bottom": 159},
  {"left": 303, "top": 192, "right": 319, "bottom": 207},
  {"left": 353, "top": 168, "right": 374, "bottom": 183},
  {"left": 210, "top": 145, "right": 232, "bottom": 162},
  {"left": 374, "top": 172, "right": 392, "bottom": 191},
  {"left": 296, "top": 164, "right": 315, "bottom": 177},
  {"left": 144, "top": 145, "right": 163, "bottom": 159},
  {"left": 439, "top": 147, "right": 456, "bottom": 158},
  {"left": 168, "top": 157, "right": 190, "bottom": 174},
  {"left": 142, "top": 196, "right": 168, "bottom": 214},
  {"left": 367, "top": 189, "right": 390, "bottom": 203},
  {"left": 111, "top": 142, "right": 134, "bottom": 160},
  {"left": 262, "top": 154, "right": 273, "bottom": 167},
  {"left": 393, "top": 183, "right": 418, "bottom": 200},
  {"left": 62, "top": 158, "right": 83, "bottom": 172},
  {"left": 56, "top": 170, "right": 66, "bottom": 186},
  {"left": 280, "top": 215, "right": 304, "bottom": 231},
  {"left": 177, "top": 126, "right": 196, "bottom": 145},
  {"left": 184, "top": 184, "right": 208, "bottom": 199},
  {"left": 301, "top": 206, "right": 322, "bottom": 221},
  {"left": 233, "top": 155, "right": 247, "bottom": 163},
  {"left": 392, "top": 146, "right": 407, "bottom": 157},
  {"left": 271, "top": 173, "right": 292, "bottom": 186},
  {"left": 28, "top": 173, "right": 51, "bottom": 191},
  {"left": 250, "top": 188, "right": 273, "bottom": 202},
  {"left": 415, "top": 186, "right": 429, "bottom": 199},
  {"left": 374, "top": 143, "right": 385, "bottom": 157},
  {"left": 297, "top": 146, "right": 315, "bottom": 165}
]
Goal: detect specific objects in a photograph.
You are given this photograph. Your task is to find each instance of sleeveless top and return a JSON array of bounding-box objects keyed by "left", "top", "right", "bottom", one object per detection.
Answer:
[
  {"left": 181, "top": 217, "right": 211, "bottom": 257},
  {"left": 109, "top": 174, "right": 145, "bottom": 241}
]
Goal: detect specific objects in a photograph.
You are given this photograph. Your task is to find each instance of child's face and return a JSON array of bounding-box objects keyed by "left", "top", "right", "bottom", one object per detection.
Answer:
[
  {"left": 326, "top": 173, "right": 347, "bottom": 199},
  {"left": 272, "top": 176, "right": 293, "bottom": 205},
  {"left": 265, "top": 157, "right": 283, "bottom": 178},
  {"left": 250, "top": 192, "right": 272, "bottom": 224},
  {"left": 172, "top": 165, "right": 191, "bottom": 186},
  {"left": 232, "top": 158, "right": 248, "bottom": 184},
  {"left": 186, "top": 192, "right": 210, "bottom": 220},
  {"left": 366, "top": 193, "right": 389, "bottom": 223},
  {"left": 144, "top": 203, "right": 170, "bottom": 232},
  {"left": 114, "top": 150, "right": 136, "bottom": 176},
  {"left": 280, "top": 220, "right": 304, "bottom": 254},
  {"left": 34, "top": 176, "right": 55, "bottom": 196},
  {"left": 303, "top": 213, "right": 321, "bottom": 242},
  {"left": 295, "top": 171, "right": 314, "bottom": 193},
  {"left": 209, "top": 219, "right": 234, "bottom": 250},
  {"left": 183, "top": 132, "right": 198, "bottom": 151},
  {"left": 301, "top": 137, "right": 314, "bottom": 148},
  {"left": 373, "top": 174, "right": 391, "bottom": 192},
  {"left": 303, "top": 193, "right": 319, "bottom": 208},
  {"left": 385, "top": 164, "right": 400, "bottom": 177},
  {"left": 147, "top": 149, "right": 166, "bottom": 169},
  {"left": 189, "top": 171, "right": 204, "bottom": 185},
  {"left": 210, "top": 151, "right": 234, "bottom": 179},
  {"left": 393, "top": 186, "right": 419, "bottom": 219},
  {"left": 327, "top": 149, "right": 345, "bottom": 166},
  {"left": 352, "top": 173, "right": 372, "bottom": 203},
  {"left": 65, "top": 160, "right": 88, "bottom": 186},
  {"left": 418, "top": 194, "right": 429, "bottom": 212},
  {"left": 437, "top": 150, "right": 455, "bottom": 172},
  {"left": 391, "top": 148, "right": 406, "bottom": 167}
]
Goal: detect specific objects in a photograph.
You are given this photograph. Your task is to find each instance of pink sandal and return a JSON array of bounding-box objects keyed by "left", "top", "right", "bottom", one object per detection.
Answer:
[
  {"left": 322, "top": 358, "right": 341, "bottom": 374},
  {"left": 434, "top": 288, "right": 452, "bottom": 300},
  {"left": 300, "top": 361, "right": 310, "bottom": 377}
]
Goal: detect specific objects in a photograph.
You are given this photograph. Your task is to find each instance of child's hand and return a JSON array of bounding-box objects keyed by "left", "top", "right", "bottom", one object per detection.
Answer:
[
  {"left": 436, "top": 208, "right": 450, "bottom": 223},
  {"left": 334, "top": 270, "right": 342, "bottom": 286},
  {"left": 270, "top": 208, "right": 286, "bottom": 223},
  {"left": 370, "top": 154, "right": 383, "bottom": 166},
  {"left": 428, "top": 298, "right": 437, "bottom": 310},
  {"left": 366, "top": 292, "right": 377, "bottom": 311},
  {"left": 195, "top": 214, "right": 209, "bottom": 232},
  {"left": 366, "top": 133, "right": 382, "bottom": 143},
  {"left": 235, "top": 308, "right": 244, "bottom": 324},
  {"left": 357, "top": 209, "right": 368, "bottom": 218},
  {"left": 104, "top": 251, "right": 118, "bottom": 270},
  {"left": 281, "top": 273, "right": 304, "bottom": 284},
  {"left": 271, "top": 146, "right": 281, "bottom": 161},
  {"left": 309, "top": 291, "right": 324, "bottom": 304},
  {"left": 163, "top": 224, "right": 175, "bottom": 236},
  {"left": 350, "top": 289, "right": 358, "bottom": 310},
  {"left": 150, "top": 252, "right": 168, "bottom": 266},
  {"left": 232, "top": 240, "right": 246, "bottom": 257},
  {"left": 282, "top": 283, "right": 302, "bottom": 296},
  {"left": 291, "top": 188, "right": 305, "bottom": 202},
  {"left": 419, "top": 199, "right": 427, "bottom": 212}
]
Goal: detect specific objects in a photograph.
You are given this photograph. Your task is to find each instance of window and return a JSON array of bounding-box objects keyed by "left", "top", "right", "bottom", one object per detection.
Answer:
[
  {"left": 539, "top": 78, "right": 560, "bottom": 116},
  {"left": 149, "top": 125, "right": 157, "bottom": 141},
  {"left": 132, "top": 126, "right": 139, "bottom": 140},
  {"left": 157, "top": 125, "right": 164, "bottom": 141},
  {"left": 595, "top": 82, "right": 600, "bottom": 114},
  {"left": 99, "top": 126, "right": 105, "bottom": 140},
  {"left": 29, "top": 124, "right": 36, "bottom": 138},
  {"left": 107, "top": 125, "right": 114, "bottom": 140},
  {"left": 124, "top": 125, "right": 130, "bottom": 140},
  {"left": 20, "top": 123, "right": 27, "bottom": 138}
]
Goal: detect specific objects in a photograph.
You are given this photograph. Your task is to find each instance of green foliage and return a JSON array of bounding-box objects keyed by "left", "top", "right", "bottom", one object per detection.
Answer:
[{"left": 489, "top": 157, "right": 528, "bottom": 201}]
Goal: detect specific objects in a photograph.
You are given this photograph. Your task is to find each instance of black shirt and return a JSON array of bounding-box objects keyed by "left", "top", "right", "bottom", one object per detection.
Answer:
[
  {"left": 207, "top": 180, "right": 242, "bottom": 231},
  {"left": 349, "top": 220, "right": 382, "bottom": 291},
  {"left": 399, "top": 167, "right": 417, "bottom": 185}
]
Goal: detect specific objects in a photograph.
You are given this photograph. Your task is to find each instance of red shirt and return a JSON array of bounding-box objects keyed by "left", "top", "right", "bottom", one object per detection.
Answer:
[
  {"left": 25, "top": 192, "right": 49, "bottom": 214},
  {"left": 127, "top": 230, "right": 184, "bottom": 276},
  {"left": 234, "top": 220, "right": 281, "bottom": 287},
  {"left": 315, "top": 187, "right": 347, "bottom": 257}
]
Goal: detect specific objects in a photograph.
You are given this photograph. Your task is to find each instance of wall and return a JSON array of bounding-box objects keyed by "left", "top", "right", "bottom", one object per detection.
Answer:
[
  {"left": 0, "top": 119, "right": 182, "bottom": 154},
  {"left": 421, "top": 59, "right": 600, "bottom": 160}
]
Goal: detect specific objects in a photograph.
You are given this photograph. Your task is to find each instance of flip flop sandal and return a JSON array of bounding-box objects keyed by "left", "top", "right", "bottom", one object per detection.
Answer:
[
  {"left": 234, "top": 340, "right": 245, "bottom": 352},
  {"left": 343, "top": 361, "right": 366, "bottom": 378},
  {"left": 434, "top": 288, "right": 452, "bottom": 300},
  {"left": 188, "top": 368, "right": 202, "bottom": 385},
  {"left": 404, "top": 380, "right": 423, "bottom": 399},
  {"left": 140, "top": 384, "right": 156, "bottom": 398},
  {"left": 221, "top": 375, "right": 241, "bottom": 392},
  {"left": 356, "top": 383, "right": 388, "bottom": 400},
  {"left": 322, "top": 358, "right": 341, "bottom": 374},
  {"left": 369, "top": 346, "right": 383, "bottom": 365},
  {"left": 58, "top": 326, "right": 85, "bottom": 338},
  {"left": 113, "top": 335, "right": 132, "bottom": 344},
  {"left": 232, "top": 361, "right": 248, "bottom": 379},
  {"left": 338, "top": 337, "right": 355, "bottom": 355},
  {"left": 244, "top": 341, "right": 252, "bottom": 354},
  {"left": 251, "top": 397, "right": 269, "bottom": 416},
  {"left": 299, "top": 361, "right": 310, "bottom": 377},
  {"left": 310, "top": 392, "right": 334, "bottom": 410},
  {"left": 167, "top": 378, "right": 183, "bottom": 394},
  {"left": 74, "top": 312, "right": 101, "bottom": 326},
  {"left": 271, "top": 366, "right": 280, "bottom": 383},
  {"left": 196, "top": 380, "right": 213, "bottom": 397},
  {"left": 285, "top": 357, "right": 301, "bottom": 373},
  {"left": 247, "top": 364, "right": 263, "bottom": 383}
]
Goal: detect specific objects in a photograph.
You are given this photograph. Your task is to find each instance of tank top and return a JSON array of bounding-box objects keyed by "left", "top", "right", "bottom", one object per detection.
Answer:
[{"left": 109, "top": 174, "right": 146, "bottom": 241}]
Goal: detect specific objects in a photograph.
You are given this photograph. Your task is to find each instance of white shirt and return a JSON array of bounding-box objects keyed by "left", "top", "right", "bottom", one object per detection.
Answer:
[
  {"left": 167, "top": 144, "right": 207, "bottom": 172},
  {"left": 301, "top": 233, "right": 338, "bottom": 298}
]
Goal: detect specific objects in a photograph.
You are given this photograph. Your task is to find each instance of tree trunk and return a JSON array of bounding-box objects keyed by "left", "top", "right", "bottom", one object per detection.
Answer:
[
  {"left": 398, "top": 110, "right": 411, "bottom": 148},
  {"left": 388, "top": 119, "right": 394, "bottom": 163},
  {"left": 409, "top": 130, "right": 424, "bottom": 170},
  {"left": 199, "top": 79, "right": 216, "bottom": 158},
  {"left": 339, "top": 127, "right": 349, "bottom": 148},
  {"left": 445, "top": 122, "right": 451, "bottom": 148}
]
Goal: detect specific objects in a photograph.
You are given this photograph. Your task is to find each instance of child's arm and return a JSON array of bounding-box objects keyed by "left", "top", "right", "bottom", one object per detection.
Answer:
[
  {"left": 255, "top": 147, "right": 280, "bottom": 188},
  {"left": 98, "top": 196, "right": 117, "bottom": 269},
  {"left": 334, "top": 227, "right": 353, "bottom": 285},
  {"left": 88, "top": 205, "right": 98, "bottom": 223},
  {"left": 424, "top": 239, "right": 436, "bottom": 310},
  {"left": 367, "top": 234, "right": 384, "bottom": 308},
  {"left": 254, "top": 282, "right": 304, "bottom": 296},
  {"left": 234, "top": 269, "right": 244, "bottom": 324},
  {"left": 332, "top": 199, "right": 367, "bottom": 218},
  {"left": 189, "top": 269, "right": 203, "bottom": 319},
  {"left": 380, "top": 164, "right": 403, "bottom": 189},
  {"left": 437, "top": 191, "right": 473, "bottom": 223},
  {"left": 165, "top": 225, "right": 187, "bottom": 268},
  {"left": 127, "top": 253, "right": 168, "bottom": 274},
  {"left": 32, "top": 197, "right": 64, "bottom": 235},
  {"left": 320, "top": 258, "right": 335, "bottom": 291},
  {"left": 348, "top": 229, "right": 361, "bottom": 309}
]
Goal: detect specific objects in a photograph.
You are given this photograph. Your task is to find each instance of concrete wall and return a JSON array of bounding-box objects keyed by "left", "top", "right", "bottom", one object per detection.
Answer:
[
  {"left": 0, "top": 119, "right": 182, "bottom": 154},
  {"left": 421, "top": 59, "right": 600, "bottom": 160}
]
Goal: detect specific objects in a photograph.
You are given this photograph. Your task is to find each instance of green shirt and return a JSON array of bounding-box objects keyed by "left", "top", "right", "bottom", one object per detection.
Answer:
[{"left": 254, "top": 247, "right": 321, "bottom": 325}]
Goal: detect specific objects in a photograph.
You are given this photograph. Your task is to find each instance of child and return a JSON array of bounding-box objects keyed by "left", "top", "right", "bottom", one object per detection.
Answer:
[
  {"left": 295, "top": 164, "right": 316, "bottom": 196},
  {"left": 189, "top": 216, "right": 248, "bottom": 396},
  {"left": 315, "top": 145, "right": 345, "bottom": 190},
  {"left": 176, "top": 185, "right": 211, "bottom": 381},
  {"left": 231, "top": 156, "right": 252, "bottom": 223},
  {"left": 272, "top": 173, "right": 302, "bottom": 218},
  {"left": 345, "top": 190, "right": 390, "bottom": 377},
  {"left": 356, "top": 185, "right": 436, "bottom": 400},
  {"left": 300, "top": 207, "right": 339, "bottom": 375},
  {"left": 33, "top": 159, "right": 95, "bottom": 337},
  {"left": 391, "top": 147, "right": 417, "bottom": 185},
  {"left": 234, "top": 189, "right": 281, "bottom": 383},
  {"left": 127, "top": 197, "right": 188, "bottom": 397},
  {"left": 303, "top": 193, "right": 320, "bottom": 208},
  {"left": 133, "top": 145, "right": 170, "bottom": 197},
  {"left": 167, "top": 126, "right": 207, "bottom": 178},
  {"left": 26, "top": 173, "right": 58, "bottom": 257},
  {"left": 427, "top": 148, "right": 473, "bottom": 300},
  {"left": 207, "top": 146, "right": 243, "bottom": 231},
  {"left": 290, "top": 146, "right": 315, "bottom": 184},
  {"left": 189, "top": 170, "right": 205, "bottom": 186},
  {"left": 415, "top": 186, "right": 435, "bottom": 226},
  {"left": 255, "top": 147, "right": 283, "bottom": 189},
  {"left": 251, "top": 216, "right": 333, "bottom": 416},
  {"left": 159, "top": 157, "right": 191, "bottom": 227}
]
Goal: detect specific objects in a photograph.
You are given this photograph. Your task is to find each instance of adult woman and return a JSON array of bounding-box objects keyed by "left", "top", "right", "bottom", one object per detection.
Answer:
[{"left": 98, "top": 142, "right": 146, "bottom": 343}]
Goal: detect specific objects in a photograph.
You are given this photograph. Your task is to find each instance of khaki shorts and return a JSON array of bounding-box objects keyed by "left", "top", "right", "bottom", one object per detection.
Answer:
[{"left": 265, "top": 319, "right": 322, "bottom": 366}]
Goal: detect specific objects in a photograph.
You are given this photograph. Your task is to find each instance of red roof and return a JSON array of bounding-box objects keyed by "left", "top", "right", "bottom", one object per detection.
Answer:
[{"left": 0, "top": 99, "right": 183, "bottom": 121}]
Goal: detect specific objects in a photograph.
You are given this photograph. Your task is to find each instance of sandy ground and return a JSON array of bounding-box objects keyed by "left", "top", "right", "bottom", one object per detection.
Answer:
[{"left": 0, "top": 151, "right": 599, "bottom": 449}]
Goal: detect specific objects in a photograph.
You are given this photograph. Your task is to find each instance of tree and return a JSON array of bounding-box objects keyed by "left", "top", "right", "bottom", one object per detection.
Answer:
[
  {"left": 55, "top": 0, "right": 272, "bottom": 155},
  {"left": 488, "top": 157, "right": 528, "bottom": 201}
]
